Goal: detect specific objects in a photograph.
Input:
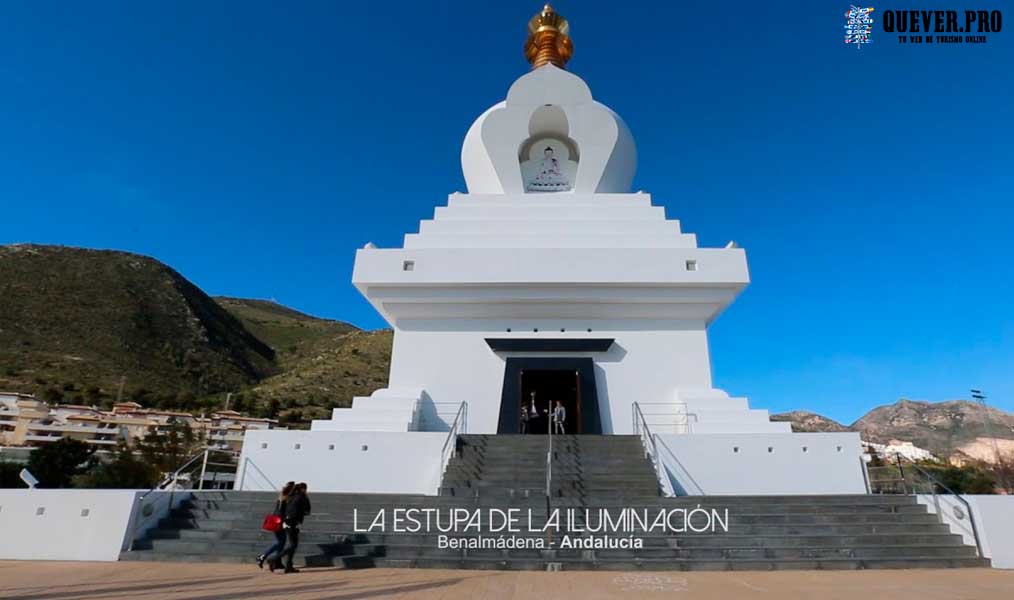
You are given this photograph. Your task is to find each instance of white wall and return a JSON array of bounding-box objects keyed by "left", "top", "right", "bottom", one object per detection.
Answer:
[
  {"left": 655, "top": 432, "right": 867, "bottom": 495},
  {"left": 388, "top": 323, "right": 714, "bottom": 434},
  {"left": 918, "top": 494, "right": 1014, "bottom": 569},
  {"left": 0, "top": 489, "right": 138, "bottom": 561},
  {"left": 237, "top": 430, "right": 446, "bottom": 494}
]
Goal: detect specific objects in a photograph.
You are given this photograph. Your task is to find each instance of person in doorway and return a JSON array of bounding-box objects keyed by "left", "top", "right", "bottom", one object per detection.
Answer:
[
  {"left": 257, "top": 481, "right": 294, "bottom": 571},
  {"left": 520, "top": 405, "right": 529, "bottom": 434},
  {"left": 278, "top": 482, "right": 312, "bottom": 573},
  {"left": 553, "top": 400, "right": 566, "bottom": 434},
  {"left": 529, "top": 393, "right": 541, "bottom": 432}
]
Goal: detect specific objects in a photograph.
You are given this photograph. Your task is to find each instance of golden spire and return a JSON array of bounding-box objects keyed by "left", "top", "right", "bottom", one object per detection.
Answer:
[{"left": 524, "top": 4, "right": 573, "bottom": 69}]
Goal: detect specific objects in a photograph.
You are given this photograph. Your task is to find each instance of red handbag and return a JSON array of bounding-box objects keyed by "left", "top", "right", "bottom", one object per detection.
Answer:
[{"left": 262, "top": 514, "right": 283, "bottom": 532}]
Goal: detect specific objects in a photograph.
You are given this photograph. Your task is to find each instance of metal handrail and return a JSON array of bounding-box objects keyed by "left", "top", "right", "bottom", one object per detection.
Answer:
[
  {"left": 635, "top": 402, "right": 699, "bottom": 434},
  {"left": 891, "top": 454, "right": 985, "bottom": 558},
  {"left": 413, "top": 400, "right": 462, "bottom": 431},
  {"left": 632, "top": 402, "right": 675, "bottom": 496},
  {"left": 545, "top": 397, "right": 553, "bottom": 500},
  {"left": 437, "top": 402, "right": 467, "bottom": 490},
  {"left": 127, "top": 446, "right": 239, "bottom": 551},
  {"left": 137, "top": 448, "right": 209, "bottom": 502},
  {"left": 654, "top": 434, "right": 705, "bottom": 495}
]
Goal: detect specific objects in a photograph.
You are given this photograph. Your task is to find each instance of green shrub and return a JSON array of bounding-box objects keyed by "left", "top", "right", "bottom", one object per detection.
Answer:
[
  {"left": 26, "top": 438, "right": 95, "bottom": 488},
  {"left": 74, "top": 443, "right": 159, "bottom": 489},
  {"left": 0, "top": 461, "right": 25, "bottom": 488},
  {"left": 919, "top": 462, "right": 996, "bottom": 494}
]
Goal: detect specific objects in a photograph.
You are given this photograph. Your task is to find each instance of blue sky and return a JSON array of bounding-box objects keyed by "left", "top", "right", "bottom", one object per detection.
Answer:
[{"left": 1, "top": 1, "right": 1011, "bottom": 422}]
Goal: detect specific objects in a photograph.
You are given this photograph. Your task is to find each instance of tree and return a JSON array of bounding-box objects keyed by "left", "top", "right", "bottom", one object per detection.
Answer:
[
  {"left": 0, "top": 460, "right": 24, "bottom": 488},
  {"left": 230, "top": 393, "right": 248, "bottom": 414},
  {"left": 26, "top": 438, "right": 95, "bottom": 488},
  {"left": 135, "top": 421, "right": 203, "bottom": 475},
  {"left": 989, "top": 451, "right": 1014, "bottom": 493},
  {"left": 919, "top": 461, "right": 996, "bottom": 494},
  {"left": 279, "top": 408, "right": 301, "bottom": 427},
  {"left": 175, "top": 391, "right": 197, "bottom": 411},
  {"left": 41, "top": 387, "right": 63, "bottom": 404},
  {"left": 84, "top": 386, "right": 103, "bottom": 404},
  {"left": 74, "top": 442, "right": 159, "bottom": 489}
]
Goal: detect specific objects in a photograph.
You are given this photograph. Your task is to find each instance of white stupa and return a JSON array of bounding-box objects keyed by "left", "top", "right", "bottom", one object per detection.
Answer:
[{"left": 239, "top": 5, "right": 865, "bottom": 496}]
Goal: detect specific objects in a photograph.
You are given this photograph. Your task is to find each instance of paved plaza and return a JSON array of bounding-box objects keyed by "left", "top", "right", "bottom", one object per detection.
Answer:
[{"left": 1, "top": 562, "right": 1012, "bottom": 600}]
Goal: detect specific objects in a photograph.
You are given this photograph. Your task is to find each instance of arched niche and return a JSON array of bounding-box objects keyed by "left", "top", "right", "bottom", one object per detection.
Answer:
[{"left": 519, "top": 105, "right": 579, "bottom": 193}]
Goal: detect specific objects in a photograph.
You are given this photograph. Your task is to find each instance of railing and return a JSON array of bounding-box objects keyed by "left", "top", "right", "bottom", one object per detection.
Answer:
[
  {"left": 126, "top": 447, "right": 239, "bottom": 551},
  {"left": 436, "top": 402, "right": 467, "bottom": 492},
  {"left": 867, "top": 454, "right": 984, "bottom": 558},
  {"left": 414, "top": 401, "right": 463, "bottom": 432},
  {"left": 632, "top": 402, "right": 676, "bottom": 497},
  {"left": 634, "top": 402, "right": 697, "bottom": 434},
  {"left": 163, "top": 447, "right": 239, "bottom": 492},
  {"left": 654, "top": 435, "right": 705, "bottom": 496},
  {"left": 236, "top": 456, "right": 276, "bottom": 491},
  {"left": 545, "top": 400, "right": 554, "bottom": 501}
]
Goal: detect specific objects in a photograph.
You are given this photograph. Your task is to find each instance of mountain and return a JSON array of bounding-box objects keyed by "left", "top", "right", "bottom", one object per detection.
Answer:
[
  {"left": 3, "top": 244, "right": 1010, "bottom": 439},
  {"left": 244, "top": 328, "right": 393, "bottom": 423},
  {"left": 773, "top": 400, "right": 1014, "bottom": 459},
  {"left": 214, "top": 297, "right": 391, "bottom": 423},
  {"left": 213, "top": 297, "right": 358, "bottom": 351},
  {"left": 0, "top": 244, "right": 275, "bottom": 405},
  {"left": 851, "top": 399, "right": 1014, "bottom": 457},
  {"left": 0, "top": 245, "right": 391, "bottom": 423},
  {"left": 770, "top": 410, "right": 850, "bottom": 433}
]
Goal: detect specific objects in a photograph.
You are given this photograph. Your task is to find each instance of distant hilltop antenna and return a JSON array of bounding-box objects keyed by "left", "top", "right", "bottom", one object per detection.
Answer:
[{"left": 525, "top": 4, "right": 573, "bottom": 69}]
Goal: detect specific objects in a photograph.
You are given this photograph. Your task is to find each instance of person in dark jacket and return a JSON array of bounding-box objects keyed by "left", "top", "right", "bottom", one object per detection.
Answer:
[
  {"left": 257, "top": 481, "right": 294, "bottom": 571},
  {"left": 278, "top": 482, "right": 311, "bottom": 573}
]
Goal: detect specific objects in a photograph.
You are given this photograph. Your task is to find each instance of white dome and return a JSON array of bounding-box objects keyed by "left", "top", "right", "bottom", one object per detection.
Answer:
[{"left": 461, "top": 65, "right": 636, "bottom": 195}]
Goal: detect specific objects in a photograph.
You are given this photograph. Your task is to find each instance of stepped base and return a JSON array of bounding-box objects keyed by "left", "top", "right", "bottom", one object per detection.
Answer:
[{"left": 123, "top": 432, "right": 988, "bottom": 571}]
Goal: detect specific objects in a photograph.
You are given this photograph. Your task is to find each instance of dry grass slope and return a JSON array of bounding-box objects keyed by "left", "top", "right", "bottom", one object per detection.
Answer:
[
  {"left": 0, "top": 244, "right": 275, "bottom": 405},
  {"left": 0, "top": 245, "right": 394, "bottom": 426},
  {"left": 216, "top": 297, "right": 393, "bottom": 423}
]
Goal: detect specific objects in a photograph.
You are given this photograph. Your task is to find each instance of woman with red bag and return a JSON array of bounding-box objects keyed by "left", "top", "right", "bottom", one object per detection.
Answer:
[
  {"left": 278, "top": 482, "right": 312, "bottom": 574},
  {"left": 256, "top": 481, "right": 294, "bottom": 571}
]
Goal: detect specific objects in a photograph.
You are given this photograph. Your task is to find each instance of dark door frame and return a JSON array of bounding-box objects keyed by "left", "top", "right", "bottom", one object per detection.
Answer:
[{"left": 497, "top": 357, "right": 601, "bottom": 434}]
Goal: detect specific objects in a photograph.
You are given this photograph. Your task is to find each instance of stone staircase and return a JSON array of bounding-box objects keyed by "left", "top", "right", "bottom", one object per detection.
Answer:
[
  {"left": 438, "top": 434, "right": 660, "bottom": 499},
  {"left": 122, "top": 434, "right": 989, "bottom": 570}
]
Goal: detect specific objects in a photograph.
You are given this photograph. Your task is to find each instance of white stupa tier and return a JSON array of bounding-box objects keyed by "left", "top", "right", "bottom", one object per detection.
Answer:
[
  {"left": 240, "top": 32, "right": 864, "bottom": 496},
  {"left": 312, "top": 65, "right": 789, "bottom": 437}
]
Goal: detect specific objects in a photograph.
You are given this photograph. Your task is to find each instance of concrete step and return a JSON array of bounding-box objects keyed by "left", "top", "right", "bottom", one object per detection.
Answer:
[
  {"left": 168, "top": 508, "right": 946, "bottom": 527},
  {"left": 124, "top": 435, "right": 985, "bottom": 572},
  {"left": 135, "top": 540, "right": 980, "bottom": 564},
  {"left": 156, "top": 517, "right": 954, "bottom": 539},
  {"left": 365, "top": 556, "right": 990, "bottom": 571},
  {"left": 185, "top": 491, "right": 922, "bottom": 506}
]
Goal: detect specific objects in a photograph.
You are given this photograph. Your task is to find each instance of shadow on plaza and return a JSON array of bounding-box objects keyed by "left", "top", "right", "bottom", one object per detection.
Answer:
[
  {"left": 179, "top": 577, "right": 470, "bottom": 600},
  {"left": 7, "top": 575, "right": 254, "bottom": 600},
  {"left": 7, "top": 570, "right": 473, "bottom": 600}
]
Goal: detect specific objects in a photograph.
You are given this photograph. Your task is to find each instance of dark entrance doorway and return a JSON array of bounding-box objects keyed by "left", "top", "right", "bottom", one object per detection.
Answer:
[
  {"left": 519, "top": 369, "right": 579, "bottom": 435},
  {"left": 496, "top": 357, "right": 602, "bottom": 434}
]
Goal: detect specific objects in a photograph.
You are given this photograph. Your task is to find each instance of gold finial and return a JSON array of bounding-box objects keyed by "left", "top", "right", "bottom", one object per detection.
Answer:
[{"left": 524, "top": 4, "right": 573, "bottom": 69}]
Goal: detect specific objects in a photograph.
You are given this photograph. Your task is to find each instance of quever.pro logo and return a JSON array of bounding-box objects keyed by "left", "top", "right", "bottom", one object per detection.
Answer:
[{"left": 845, "top": 5, "right": 876, "bottom": 48}]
